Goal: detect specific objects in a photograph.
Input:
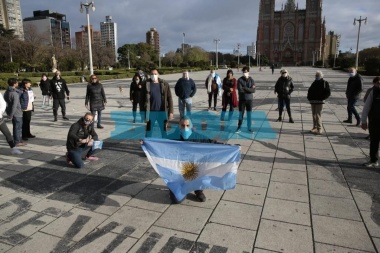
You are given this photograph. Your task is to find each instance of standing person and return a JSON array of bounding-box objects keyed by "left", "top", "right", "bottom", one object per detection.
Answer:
[
  {"left": 236, "top": 66, "right": 256, "bottom": 132},
  {"left": 0, "top": 92, "right": 23, "bottom": 155},
  {"left": 221, "top": 69, "right": 238, "bottom": 121},
  {"left": 50, "top": 70, "right": 70, "bottom": 122},
  {"left": 344, "top": 67, "right": 363, "bottom": 126},
  {"left": 271, "top": 64, "right": 275, "bottom": 74},
  {"left": 205, "top": 70, "right": 221, "bottom": 111},
  {"left": 130, "top": 73, "right": 146, "bottom": 123},
  {"left": 175, "top": 70, "right": 197, "bottom": 119},
  {"left": 66, "top": 112, "right": 99, "bottom": 168},
  {"left": 20, "top": 79, "right": 36, "bottom": 140},
  {"left": 85, "top": 74, "right": 107, "bottom": 129},
  {"left": 363, "top": 80, "right": 375, "bottom": 140},
  {"left": 3, "top": 78, "right": 25, "bottom": 147},
  {"left": 145, "top": 68, "right": 173, "bottom": 138},
  {"left": 307, "top": 71, "right": 331, "bottom": 135},
  {"left": 39, "top": 74, "right": 51, "bottom": 107},
  {"left": 274, "top": 69, "right": 294, "bottom": 123},
  {"left": 360, "top": 76, "right": 380, "bottom": 168}
]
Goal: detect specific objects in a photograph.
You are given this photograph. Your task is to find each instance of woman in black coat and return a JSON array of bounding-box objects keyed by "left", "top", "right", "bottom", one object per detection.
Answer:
[
  {"left": 275, "top": 69, "right": 294, "bottom": 123},
  {"left": 85, "top": 74, "right": 107, "bottom": 129},
  {"left": 130, "top": 73, "right": 146, "bottom": 123},
  {"left": 39, "top": 73, "right": 51, "bottom": 107}
]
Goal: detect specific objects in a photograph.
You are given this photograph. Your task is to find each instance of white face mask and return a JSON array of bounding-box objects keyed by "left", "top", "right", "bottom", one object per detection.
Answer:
[
  {"left": 349, "top": 72, "right": 355, "bottom": 77},
  {"left": 56, "top": 75, "right": 60, "bottom": 79},
  {"left": 244, "top": 73, "right": 249, "bottom": 78},
  {"left": 211, "top": 73, "right": 215, "bottom": 78},
  {"left": 151, "top": 74, "right": 158, "bottom": 81}
]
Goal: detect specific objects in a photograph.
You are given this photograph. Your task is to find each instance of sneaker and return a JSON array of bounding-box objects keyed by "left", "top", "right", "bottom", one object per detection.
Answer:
[
  {"left": 363, "top": 161, "right": 379, "bottom": 168},
  {"left": 63, "top": 116, "right": 69, "bottom": 120},
  {"left": 235, "top": 127, "right": 241, "bottom": 133},
  {"left": 11, "top": 147, "right": 23, "bottom": 155},
  {"left": 85, "top": 156, "right": 99, "bottom": 161},
  {"left": 343, "top": 119, "right": 352, "bottom": 123},
  {"left": 194, "top": 190, "right": 206, "bottom": 202},
  {"left": 310, "top": 128, "right": 317, "bottom": 133},
  {"left": 97, "top": 125, "right": 104, "bottom": 129}
]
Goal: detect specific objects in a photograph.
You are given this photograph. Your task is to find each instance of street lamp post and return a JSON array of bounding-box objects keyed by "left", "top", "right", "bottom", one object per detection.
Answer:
[
  {"left": 182, "top": 32, "right": 185, "bottom": 56},
  {"left": 214, "top": 39, "right": 220, "bottom": 69},
  {"left": 312, "top": 51, "right": 316, "bottom": 66},
  {"left": 353, "top": 16, "right": 367, "bottom": 69},
  {"left": 127, "top": 49, "right": 131, "bottom": 69},
  {"left": 238, "top": 43, "right": 240, "bottom": 71},
  {"left": 333, "top": 34, "right": 341, "bottom": 68},
  {"left": 80, "top": 1, "right": 95, "bottom": 75}
]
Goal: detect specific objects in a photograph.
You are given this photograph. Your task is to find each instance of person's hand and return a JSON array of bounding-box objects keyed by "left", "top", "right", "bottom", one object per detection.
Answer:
[
  {"left": 361, "top": 123, "right": 368, "bottom": 131},
  {"left": 79, "top": 139, "right": 87, "bottom": 144},
  {"left": 67, "top": 96, "right": 70, "bottom": 100},
  {"left": 230, "top": 88, "right": 233, "bottom": 92},
  {"left": 88, "top": 139, "right": 94, "bottom": 146},
  {"left": 169, "top": 113, "right": 174, "bottom": 120},
  {"left": 139, "top": 139, "right": 144, "bottom": 145}
]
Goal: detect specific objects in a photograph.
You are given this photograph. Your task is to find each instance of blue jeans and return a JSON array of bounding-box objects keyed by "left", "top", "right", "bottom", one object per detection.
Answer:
[
  {"left": 12, "top": 117, "right": 22, "bottom": 145},
  {"left": 91, "top": 110, "right": 102, "bottom": 126},
  {"left": 68, "top": 145, "right": 95, "bottom": 168},
  {"left": 178, "top": 97, "right": 192, "bottom": 119},
  {"left": 347, "top": 98, "right": 360, "bottom": 121}
]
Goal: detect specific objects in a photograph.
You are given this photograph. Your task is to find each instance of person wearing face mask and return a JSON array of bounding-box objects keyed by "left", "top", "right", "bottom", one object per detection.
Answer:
[
  {"left": 85, "top": 74, "right": 107, "bottom": 129},
  {"left": 19, "top": 79, "right": 36, "bottom": 141},
  {"left": 50, "top": 70, "right": 70, "bottom": 122},
  {"left": 175, "top": 70, "right": 197, "bottom": 119},
  {"left": 39, "top": 74, "right": 51, "bottom": 107},
  {"left": 145, "top": 68, "right": 173, "bottom": 138},
  {"left": 166, "top": 116, "right": 221, "bottom": 203},
  {"left": 66, "top": 112, "right": 99, "bottom": 168},
  {"left": 130, "top": 73, "right": 146, "bottom": 123},
  {"left": 307, "top": 71, "right": 331, "bottom": 135},
  {"left": 205, "top": 69, "right": 221, "bottom": 111},
  {"left": 236, "top": 66, "right": 256, "bottom": 132},
  {"left": 344, "top": 67, "right": 363, "bottom": 126},
  {"left": 361, "top": 76, "right": 380, "bottom": 168},
  {"left": 274, "top": 69, "right": 294, "bottom": 123},
  {"left": 221, "top": 69, "right": 238, "bottom": 121}
]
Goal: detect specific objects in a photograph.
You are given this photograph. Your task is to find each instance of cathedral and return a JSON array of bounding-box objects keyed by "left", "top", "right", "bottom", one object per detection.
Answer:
[{"left": 256, "top": 0, "right": 326, "bottom": 66}]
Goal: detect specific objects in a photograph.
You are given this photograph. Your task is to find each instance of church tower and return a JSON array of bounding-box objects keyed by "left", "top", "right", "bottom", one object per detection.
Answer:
[{"left": 256, "top": 0, "right": 325, "bottom": 66}]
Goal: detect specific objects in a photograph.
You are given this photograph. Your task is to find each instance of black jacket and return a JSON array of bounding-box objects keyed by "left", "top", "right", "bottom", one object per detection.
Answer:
[
  {"left": 50, "top": 77, "right": 69, "bottom": 99},
  {"left": 85, "top": 82, "right": 107, "bottom": 111},
  {"left": 39, "top": 79, "right": 51, "bottom": 96},
  {"left": 307, "top": 79, "right": 331, "bottom": 104},
  {"left": 346, "top": 74, "right": 363, "bottom": 99},
  {"left": 275, "top": 76, "right": 294, "bottom": 98},
  {"left": 237, "top": 76, "right": 256, "bottom": 101},
  {"left": 130, "top": 80, "right": 146, "bottom": 103},
  {"left": 66, "top": 117, "right": 99, "bottom": 150}
]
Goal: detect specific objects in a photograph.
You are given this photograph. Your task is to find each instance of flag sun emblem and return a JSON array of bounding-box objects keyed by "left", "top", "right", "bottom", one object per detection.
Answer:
[{"left": 181, "top": 162, "right": 199, "bottom": 181}]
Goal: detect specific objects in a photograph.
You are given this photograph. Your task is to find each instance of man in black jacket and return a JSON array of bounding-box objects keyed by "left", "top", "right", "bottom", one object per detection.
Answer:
[
  {"left": 50, "top": 70, "right": 70, "bottom": 121},
  {"left": 175, "top": 70, "right": 197, "bottom": 119},
  {"left": 344, "top": 67, "right": 363, "bottom": 126},
  {"left": 66, "top": 112, "right": 99, "bottom": 168},
  {"left": 275, "top": 69, "right": 295, "bottom": 123},
  {"left": 236, "top": 66, "right": 256, "bottom": 132}
]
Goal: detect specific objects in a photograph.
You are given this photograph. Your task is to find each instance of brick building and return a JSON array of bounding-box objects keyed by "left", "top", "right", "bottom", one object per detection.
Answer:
[{"left": 256, "top": 0, "right": 326, "bottom": 66}]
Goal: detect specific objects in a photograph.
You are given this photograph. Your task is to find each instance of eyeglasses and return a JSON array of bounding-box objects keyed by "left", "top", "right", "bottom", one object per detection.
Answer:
[{"left": 180, "top": 124, "right": 190, "bottom": 127}]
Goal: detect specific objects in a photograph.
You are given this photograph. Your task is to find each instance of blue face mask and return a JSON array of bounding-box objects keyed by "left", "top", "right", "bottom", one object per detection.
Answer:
[
  {"left": 315, "top": 76, "right": 321, "bottom": 81},
  {"left": 180, "top": 128, "right": 192, "bottom": 139}
]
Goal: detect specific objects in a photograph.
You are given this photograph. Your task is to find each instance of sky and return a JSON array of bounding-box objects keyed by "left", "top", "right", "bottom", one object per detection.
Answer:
[{"left": 20, "top": 0, "right": 380, "bottom": 55}]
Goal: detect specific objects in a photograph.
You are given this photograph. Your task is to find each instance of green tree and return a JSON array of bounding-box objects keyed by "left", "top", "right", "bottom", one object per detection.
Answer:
[{"left": 184, "top": 47, "right": 208, "bottom": 66}]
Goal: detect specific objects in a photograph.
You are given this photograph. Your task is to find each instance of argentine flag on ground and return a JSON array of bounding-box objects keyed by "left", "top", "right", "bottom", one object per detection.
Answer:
[{"left": 141, "top": 138, "right": 241, "bottom": 202}]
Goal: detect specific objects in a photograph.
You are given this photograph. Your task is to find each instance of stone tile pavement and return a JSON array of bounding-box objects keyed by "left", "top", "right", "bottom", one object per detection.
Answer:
[{"left": 0, "top": 67, "right": 379, "bottom": 252}]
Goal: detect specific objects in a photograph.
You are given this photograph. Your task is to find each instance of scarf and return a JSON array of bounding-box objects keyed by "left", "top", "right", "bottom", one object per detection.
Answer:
[{"left": 207, "top": 75, "right": 213, "bottom": 94}]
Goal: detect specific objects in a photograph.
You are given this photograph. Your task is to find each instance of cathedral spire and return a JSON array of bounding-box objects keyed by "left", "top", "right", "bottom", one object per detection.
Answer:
[{"left": 284, "top": 0, "right": 296, "bottom": 11}]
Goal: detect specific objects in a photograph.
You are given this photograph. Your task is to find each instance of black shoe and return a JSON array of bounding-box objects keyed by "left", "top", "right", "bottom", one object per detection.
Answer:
[
  {"left": 356, "top": 120, "right": 360, "bottom": 127},
  {"left": 343, "top": 119, "right": 352, "bottom": 123},
  {"left": 213, "top": 107, "right": 217, "bottom": 111},
  {"left": 194, "top": 190, "right": 206, "bottom": 202},
  {"left": 54, "top": 117, "right": 58, "bottom": 122},
  {"left": 63, "top": 116, "right": 69, "bottom": 120},
  {"left": 97, "top": 125, "right": 104, "bottom": 129},
  {"left": 276, "top": 117, "right": 282, "bottom": 122},
  {"left": 27, "top": 134, "right": 36, "bottom": 138},
  {"left": 169, "top": 190, "right": 180, "bottom": 204},
  {"left": 289, "top": 118, "right": 294, "bottom": 123},
  {"left": 22, "top": 137, "right": 28, "bottom": 141}
]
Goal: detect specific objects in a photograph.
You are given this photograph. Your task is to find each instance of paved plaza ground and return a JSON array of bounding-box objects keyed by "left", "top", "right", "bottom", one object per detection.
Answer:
[{"left": 0, "top": 66, "right": 379, "bottom": 252}]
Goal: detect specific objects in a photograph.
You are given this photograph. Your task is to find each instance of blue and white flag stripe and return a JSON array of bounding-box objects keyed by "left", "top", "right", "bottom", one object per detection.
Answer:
[{"left": 141, "top": 138, "right": 241, "bottom": 202}]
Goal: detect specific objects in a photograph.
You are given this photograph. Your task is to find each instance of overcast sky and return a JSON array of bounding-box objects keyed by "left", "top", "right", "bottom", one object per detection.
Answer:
[{"left": 20, "top": 0, "right": 379, "bottom": 55}]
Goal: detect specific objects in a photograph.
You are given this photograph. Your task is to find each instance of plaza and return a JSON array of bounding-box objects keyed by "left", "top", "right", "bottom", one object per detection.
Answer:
[{"left": 0, "top": 67, "right": 379, "bottom": 252}]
